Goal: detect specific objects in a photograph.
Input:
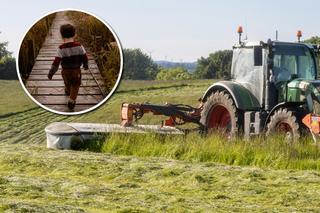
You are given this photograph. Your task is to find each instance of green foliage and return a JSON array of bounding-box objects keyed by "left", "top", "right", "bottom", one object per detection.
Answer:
[
  {"left": 0, "top": 57, "right": 16, "bottom": 80},
  {"left": 0, "top": 38, "right": 16, "bottom": 80},
  {"left": 194, "top": 50, "right": 232, "bottom": 79},
  {"left": 156, "top": 67, "right": 192, "bottom": 80},
  {"left": 123, "top": 48, "right": 159, "bottom": 80},
  {"left": 18, "top": 14, "right": 55, "bottom": 81},
  {"left": 304, "top": 36, "right": 320, "bottom": 44},
  {"left": 68, "top": 11, "right": 120, "bottom": 92},
  {"left": 0, "top": 39, "right": 10, "bottom": 59}
]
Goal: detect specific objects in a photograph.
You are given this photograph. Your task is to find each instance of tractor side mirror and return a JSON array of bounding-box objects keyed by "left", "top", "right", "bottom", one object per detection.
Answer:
[{"left": 254, "top": 46, "right": 263, "bottom": 66}]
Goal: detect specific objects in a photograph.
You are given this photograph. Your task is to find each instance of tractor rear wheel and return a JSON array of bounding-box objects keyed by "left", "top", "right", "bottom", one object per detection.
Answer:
[
  {"left": 266, "top": 108, "right": 300, "bottom": 142},
  {"left": 200, "top": 91, "right": 241, "bottom": 138}
]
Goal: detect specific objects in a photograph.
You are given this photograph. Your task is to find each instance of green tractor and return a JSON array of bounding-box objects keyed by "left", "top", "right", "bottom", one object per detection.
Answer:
[
  {"left": 119, "top": 28, "right": 320, "bottom": 142},
  {"left": 200, "top": 28, "right": 320, "bottom": 140}
]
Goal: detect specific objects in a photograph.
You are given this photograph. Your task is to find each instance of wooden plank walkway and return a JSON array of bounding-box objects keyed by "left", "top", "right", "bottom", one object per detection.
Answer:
[{"left": 26, "top": 11, "right": 106, "bottom": 113}]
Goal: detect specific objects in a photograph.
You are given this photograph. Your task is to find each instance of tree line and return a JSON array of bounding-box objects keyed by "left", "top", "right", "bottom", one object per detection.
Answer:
[
  {"left": 2, "top": 36, "right": 320, "bottom": 81},
  {"left": 123, "top": 48, "right": 232, "bottom": 80},
  {"left": 0, "top": 38, "right": 16, "bottom": 80},
  {"left": 123, "top": 37, "right": 320, "bottom": 80}
]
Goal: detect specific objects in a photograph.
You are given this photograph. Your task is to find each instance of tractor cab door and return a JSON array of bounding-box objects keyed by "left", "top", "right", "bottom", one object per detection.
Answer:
[{"left": 231, "top": 45, "right": 267, "bottom": 107}]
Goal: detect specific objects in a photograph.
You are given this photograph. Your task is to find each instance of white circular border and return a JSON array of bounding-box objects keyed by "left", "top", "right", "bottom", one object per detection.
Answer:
[{"left": 16, "top": 8, "right": 124, "bottom": 116}]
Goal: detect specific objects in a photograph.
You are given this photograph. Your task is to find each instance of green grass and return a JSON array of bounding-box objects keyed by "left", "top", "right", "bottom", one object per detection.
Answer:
[
  {"left": 0, "top": 80, "right": 35, "bottom": 115},
  {"left": 2, "top": 79, "right": 320, "bottom": 211},
  {"left": 81, "top": 133, "right": 320, "bottom": 171},
  {"left": 0, "top": 144, "right": 320, "bottom": 212}
]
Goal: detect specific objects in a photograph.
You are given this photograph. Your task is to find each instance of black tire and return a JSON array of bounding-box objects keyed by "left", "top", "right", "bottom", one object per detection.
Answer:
[
  {"left": 266, "top": 108, "right": 300, "bottom": 141},
  {"left": 200, "top": 91, "right": 241, "bottom": 137}
]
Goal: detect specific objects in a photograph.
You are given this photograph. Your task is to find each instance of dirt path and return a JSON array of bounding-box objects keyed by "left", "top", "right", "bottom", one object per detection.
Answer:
[{"left": 26, "top": 11, "right": 106, "bottom": 112}]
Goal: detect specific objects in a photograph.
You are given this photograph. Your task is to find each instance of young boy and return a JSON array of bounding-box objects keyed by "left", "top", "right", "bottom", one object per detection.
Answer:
[{"left": 48, "top": 24, "right": 88, "bottom": 110}]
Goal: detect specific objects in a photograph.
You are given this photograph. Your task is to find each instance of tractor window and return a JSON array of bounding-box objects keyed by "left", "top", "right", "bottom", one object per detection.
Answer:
[
  {"left": 231, "top": 47, "right": 265, "bottom": 105},
  {"left": 273, "top": 44, "right": 316, "bottom": 80}
]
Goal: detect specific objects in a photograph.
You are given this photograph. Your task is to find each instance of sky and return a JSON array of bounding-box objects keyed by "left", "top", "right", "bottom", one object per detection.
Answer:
[{"left": 0, "top": 0, "right": 319, "bottom": 62}]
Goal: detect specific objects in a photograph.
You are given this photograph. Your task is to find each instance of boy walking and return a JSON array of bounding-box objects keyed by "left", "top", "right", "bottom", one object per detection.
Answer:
[{"left": 48, "top": 24, "right": 88, "bottom": 110}]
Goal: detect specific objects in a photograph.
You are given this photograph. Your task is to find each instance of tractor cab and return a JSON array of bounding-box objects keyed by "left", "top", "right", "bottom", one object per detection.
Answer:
[{"left": 231, "top": 37, "right": 319, "bottom": 111}]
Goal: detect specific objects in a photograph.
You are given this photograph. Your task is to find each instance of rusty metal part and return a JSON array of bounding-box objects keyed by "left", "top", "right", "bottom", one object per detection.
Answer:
[{"left": 121, "top": 102, "right": 203, "bottom": 128}]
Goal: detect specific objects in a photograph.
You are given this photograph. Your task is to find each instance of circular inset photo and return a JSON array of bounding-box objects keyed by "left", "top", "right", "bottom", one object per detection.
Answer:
[{"left": 17, "top": 9, "right": 123, "bottom": 115}]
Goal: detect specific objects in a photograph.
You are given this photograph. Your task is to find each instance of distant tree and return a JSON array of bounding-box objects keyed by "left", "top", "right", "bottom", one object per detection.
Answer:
[
  {"left": 0, "top": 37, "right": 17, "bottom": 80},
  {"left": 156, "top": 67, "right": 192, "bottom": 80},
  {"left": 194, "top": 50, "right": 232, "bottom": 79},
  {"left": 0, "top": 57, "right": 16, "bottom": 79},
  {"left": 304, "top": 36, "right": 320, "bottom": 45},
  {"left": 123, "top": 48, "right": 159, "bottom": 80},
  {"left": 0, "top": 40, "right": 10, "bottom": 59}
]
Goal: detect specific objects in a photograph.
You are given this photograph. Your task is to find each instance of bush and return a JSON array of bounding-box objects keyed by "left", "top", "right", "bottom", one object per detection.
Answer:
[
  {"left": 194, "top": 50, "right": 232, "bottom": 79},
  {"left": 0, "top": 57, "right": 16, "bottom": 80},
  {"left": 123, "top": 48, "right": 159, "bottom": 80},
  {"left": 68, "top": 11, "right": 120, "bottom": 93},
  {"left": 156, "top": 67, "right": 192, "bottom": 80}
]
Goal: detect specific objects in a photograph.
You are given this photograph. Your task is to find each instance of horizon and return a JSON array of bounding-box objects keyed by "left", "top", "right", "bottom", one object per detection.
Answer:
[{"left": 0, "top": 0, "right": 320, "bottom": 62}]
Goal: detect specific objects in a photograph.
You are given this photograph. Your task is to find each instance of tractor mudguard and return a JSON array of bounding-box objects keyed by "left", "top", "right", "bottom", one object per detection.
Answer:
[{"left": 202, "top": 81, "right": 260, "bottom": 111}]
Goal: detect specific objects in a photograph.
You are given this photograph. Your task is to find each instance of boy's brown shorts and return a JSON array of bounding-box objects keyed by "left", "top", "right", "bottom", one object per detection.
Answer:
[{"left": 61, "top": 68, "right": 81, "bottom": 100}]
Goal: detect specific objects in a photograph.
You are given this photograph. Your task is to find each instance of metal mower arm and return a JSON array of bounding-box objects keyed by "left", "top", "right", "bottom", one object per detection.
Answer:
[{"left": 120, "top": 103, "right": 203, "bottom": 127}]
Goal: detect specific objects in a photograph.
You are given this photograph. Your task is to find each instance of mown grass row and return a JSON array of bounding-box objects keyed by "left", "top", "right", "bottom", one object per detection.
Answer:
[
  {"left": 1, "top": 143, "right": 320, "bottom": 212},
  {"left": 81, "top": 133, "right": 320, "bottom": 171}
]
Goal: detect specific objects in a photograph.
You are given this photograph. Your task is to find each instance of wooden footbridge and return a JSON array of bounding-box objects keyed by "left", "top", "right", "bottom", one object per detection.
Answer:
[{"left": 26, "top": 12, "right": 106, "bottom": 113}]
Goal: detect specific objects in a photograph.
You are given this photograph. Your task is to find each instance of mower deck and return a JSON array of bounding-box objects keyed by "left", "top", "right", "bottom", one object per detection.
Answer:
[{"left": 45, "top": 122, "right": 184, "bottom": 149}]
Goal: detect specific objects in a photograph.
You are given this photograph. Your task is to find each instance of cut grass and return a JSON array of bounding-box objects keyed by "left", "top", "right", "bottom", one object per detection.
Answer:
[
  {"left": 1, "top": 79, "right": 320, "bottom": 211},
  {"left": 0, "top": 144, "right": 320, "bottom": 212}
]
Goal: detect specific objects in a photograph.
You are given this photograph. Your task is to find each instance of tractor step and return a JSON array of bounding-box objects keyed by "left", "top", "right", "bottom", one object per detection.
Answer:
[{"left": 45, "top": 122, "right": 184, "bottom": 149}]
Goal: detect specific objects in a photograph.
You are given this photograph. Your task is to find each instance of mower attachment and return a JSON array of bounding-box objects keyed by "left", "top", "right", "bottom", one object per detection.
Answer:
[{"left": 121, "top": 103, "right": 202, "bottom": 128}]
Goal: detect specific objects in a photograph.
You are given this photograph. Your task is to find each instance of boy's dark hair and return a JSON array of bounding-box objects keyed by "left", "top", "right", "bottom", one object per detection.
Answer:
[{"left": 60, "top": 24, "right": 75, "bottom": 38}]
